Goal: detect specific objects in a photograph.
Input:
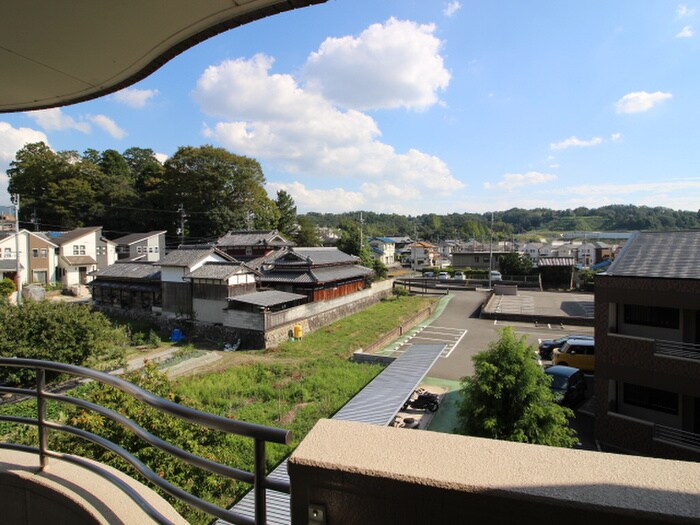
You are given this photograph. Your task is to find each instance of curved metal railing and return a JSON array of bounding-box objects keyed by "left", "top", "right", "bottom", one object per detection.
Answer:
[{"left": 0, "top": 357, "right": 292, "bottom": 525}]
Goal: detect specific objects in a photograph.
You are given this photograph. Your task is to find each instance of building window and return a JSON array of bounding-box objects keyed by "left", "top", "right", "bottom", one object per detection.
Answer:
[
  {"left": 624, "top": 304, "right": 680, "bottom": 329},
  {"left": 137, "top": 246, "right": 142, "bottom": 254},
  {"left": 623, "top": 383, "right": 679, "bottom": 415},
  {"left": 148, "top": 247, "right": 153, "bottom": 253},
  {"left": 73, "top": 245, "right": 86, "bottom": 256},
  {"left": 4, "top": 248, "right": 11, "bottom": 258},
  {"left": 32, "top": 248, "right": 39, "bottom": 258},
  {"left": 154, "top": 246, "right": 159, "bottom": 253},
  {"left": 40, "top": 248, "right": 47, "bottom": 258}
]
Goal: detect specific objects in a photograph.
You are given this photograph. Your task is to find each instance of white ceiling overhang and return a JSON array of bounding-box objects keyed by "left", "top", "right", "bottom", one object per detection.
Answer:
[{"left": 0, "top": 0, "right": 327, "bottom": 113}]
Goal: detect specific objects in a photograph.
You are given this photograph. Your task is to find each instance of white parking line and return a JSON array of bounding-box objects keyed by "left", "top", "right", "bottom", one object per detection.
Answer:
[{"left": 444, "top": 329, "right": 468, "bottom": 358}]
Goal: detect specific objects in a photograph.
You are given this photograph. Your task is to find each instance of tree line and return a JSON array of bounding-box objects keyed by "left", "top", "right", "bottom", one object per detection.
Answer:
[{"left": 8, "top": 142, "right": 698, "bottom": 248}]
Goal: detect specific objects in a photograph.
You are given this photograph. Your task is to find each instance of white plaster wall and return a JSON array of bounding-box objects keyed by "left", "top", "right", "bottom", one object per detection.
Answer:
[{"left": 192, "top": 298, "right": 227, "bottom": 324}]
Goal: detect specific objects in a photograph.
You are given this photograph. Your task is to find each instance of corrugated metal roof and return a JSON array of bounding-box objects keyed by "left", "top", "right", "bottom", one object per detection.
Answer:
[
  {"left": 0, "top": 259, "right": 18, "bottom": 271},
  {"left": 538, "top": 257, "right": 576, "bottom": 267},
  {"left": 91, "top": 262, "right": 160, "bottom": 280},
  {"left": 223, "top": 344, "right": 445, "bottom": 525},
  {"left": 606, "top": 231, "right": 700, "bottom": 279},
  {"left": 227, "top": 290, "right": 307, "bottom": 307},
  {"left": 260, "top": 265, "right": 373, "bottom": 284},
  {"left": 282, "top": 247, "right": 358, "bottom": 266}
]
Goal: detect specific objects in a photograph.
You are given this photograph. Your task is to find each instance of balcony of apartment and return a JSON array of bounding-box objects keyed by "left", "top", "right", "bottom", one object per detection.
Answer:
[{"left": 2, "top": 358, "right": 700, "bottom": 525}]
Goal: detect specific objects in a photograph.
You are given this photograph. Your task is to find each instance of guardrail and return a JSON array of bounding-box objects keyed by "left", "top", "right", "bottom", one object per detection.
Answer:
[
  {"left": 654, "top": 340, "right": 700, "bottom": 360},
  {"left": 654, "top": 424, "right": 700, "bottom": 451},
  {"left": 0, "top": 358, "right": 291, "bottom": 525}
]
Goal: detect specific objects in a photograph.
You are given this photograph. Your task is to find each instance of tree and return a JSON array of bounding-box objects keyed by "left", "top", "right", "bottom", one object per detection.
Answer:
[
  {"left": 294, "top": 216, "right": 321, "bottom": 246},
  {"left": 275, "top": 190, "right": 297, "bottom": 236},
  {"left": 498, "top": 252, "right": 533, "bottom": 276},
  {"left": 456, "top": 327, "right": 578, "bottom": 447},
  {"left": 0, "top": 278, "right": 15, "bottom": 300}
]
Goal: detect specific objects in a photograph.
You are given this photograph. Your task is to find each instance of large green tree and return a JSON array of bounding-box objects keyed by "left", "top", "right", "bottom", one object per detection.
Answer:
[
  {"left": 456, "top": 327, "right": 578, "bottom": 447},
  {"left": 275, "top": 190, "right": 297, "bottom": 236},
  {"left": 498, "top": 252, "right": 533, "bottom": 276},
  {"left": 294, "top": 215, "right": 322, "bottom": 246}
]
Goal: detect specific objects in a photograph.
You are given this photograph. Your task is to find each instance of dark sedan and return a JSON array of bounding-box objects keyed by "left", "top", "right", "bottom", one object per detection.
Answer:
[
  {"left": 545, "top": 365, "right": 587, "bottom": 406},
  {"left": 538, "top": 335, "right": 593, "bottom": 361}
]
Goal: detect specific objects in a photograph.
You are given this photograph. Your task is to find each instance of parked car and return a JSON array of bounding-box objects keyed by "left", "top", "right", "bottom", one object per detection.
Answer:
[
  {"left": 453, "top": 271, "right": 466, "bottom": 281},
  {"left": 438, "top": 271, "right": 450, "bottom": 281},
  {"left": 545, "top": 365, "right": 587, "bottom": 405},
  {"left": 489, "top": 270, "right": 502, "bottom": 281},
  {"left": 423, "top": 271, "right": 435, "bottom": 278},
  {"left": 553, "top": 339, "right": 595, "bottom": 372},
  {"left": 538, "top": 335, "right": 594, "bottom": 361}
]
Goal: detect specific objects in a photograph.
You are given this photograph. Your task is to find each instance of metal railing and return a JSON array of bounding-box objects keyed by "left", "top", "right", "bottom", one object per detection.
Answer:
[
  {"left": 654, "top": 340, "right": 700, "bottom": 360},
  {"left": 654, "top": 424, "right": 700, "bottom": 451},
  {"left": 0, "top": 358, "right": 291, "bottom": 525}
]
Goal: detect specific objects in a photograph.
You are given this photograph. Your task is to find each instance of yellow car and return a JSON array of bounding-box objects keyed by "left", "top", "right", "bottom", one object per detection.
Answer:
[{"left": 552, "top": 339, "right": 595, "bottom": 372}]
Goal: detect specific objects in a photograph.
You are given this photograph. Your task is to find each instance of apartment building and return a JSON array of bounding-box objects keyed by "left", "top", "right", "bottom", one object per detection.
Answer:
[{"left": 594, "top": 231, "right": 700, "bottom": 461}]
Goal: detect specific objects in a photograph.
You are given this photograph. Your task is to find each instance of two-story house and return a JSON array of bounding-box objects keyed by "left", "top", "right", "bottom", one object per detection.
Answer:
[
  {"left": 368, "top": 237, "right": 396, "bottom": 266},
  {"left": 408, "top": 241, "right": 438, "bottom": 270},
  {"left": 48, "top": 226, "right": 117, "bottom": 286},
  {"left": 113, "top": 231, "right": 167, "bottom": 262},
  {"left": 594, "top": 231, "right": 700, "bottom": 461},
  {"left": 216, "top": 230, "right": 294, "bottom": 262},
  {"left": 0, "top": 230, "right": 59, "bottom": 286}
]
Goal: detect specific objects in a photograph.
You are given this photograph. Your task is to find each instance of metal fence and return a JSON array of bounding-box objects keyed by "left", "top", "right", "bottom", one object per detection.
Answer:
[
  {"left": 654, "top": 340, "right": 700, "bottom": 360},
  {"left": 654, "top": 424, "right": 700, "bottom": 451},
  {"left": 0, "top": 358, "right": 291, "bottom": 525}
]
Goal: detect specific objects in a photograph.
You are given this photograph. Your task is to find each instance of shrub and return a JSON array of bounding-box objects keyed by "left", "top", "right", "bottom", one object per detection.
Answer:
[{"left": 0, "top": 277, "right": 15, "bottom": 297}]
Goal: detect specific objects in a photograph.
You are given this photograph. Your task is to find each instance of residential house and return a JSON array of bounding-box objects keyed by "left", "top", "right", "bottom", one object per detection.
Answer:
[
  {"left": 157, "top": 244, "right": 238, "bottom": 318},
  {"left": 90, "top": 262, "right": 162, "bottom": 311},
  {"left": 0, "top": 230, "right": 59, "bottom": 286},
  {"left": 216, "top": 230, "right": 294, "bottom": 261},
  {"left": 47, "top": 226, "right": 117, "bottom": 286},
  {"left": 451, "top": 250, "right": 510, "bottom": 271},
  {"left": 184, "top": 262, "right": 258, "bottom": 324},
  {"left": 368, "top": 237, "right": 396, "bottom": 266},
  {"left": 113, "top": 231, "right": 167, "bottom": 262},
  {"left": 438, "top": 239, "right": 462, "bottom": 260},
  {"left": 0, "top": 207, "right": 14, "bottom": 232},
  {"left": 520, "top": 242, "right": 543, "bottom": 262},
  {"left": 594, "top": 231, "right": 700, "bottom": 462},
  {"left": 408, "top": 241, "right": 438, "bottom": 270},
  {"left": 258, "top": 247, "right": 374, "bottom": 302}
]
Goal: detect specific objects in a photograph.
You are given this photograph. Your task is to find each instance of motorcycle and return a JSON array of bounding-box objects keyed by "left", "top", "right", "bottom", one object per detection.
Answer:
[{"left": 402, "top": 389, "right": 440, "bottom": 412}]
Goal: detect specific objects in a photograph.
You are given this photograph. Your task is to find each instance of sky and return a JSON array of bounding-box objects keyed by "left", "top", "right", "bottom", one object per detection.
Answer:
[{"left": 1, "top": 0, "right": 699, "bottom": 215}]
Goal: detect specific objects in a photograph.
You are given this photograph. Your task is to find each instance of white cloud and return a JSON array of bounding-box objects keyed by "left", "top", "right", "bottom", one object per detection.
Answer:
[
  {"left": 299, "top": 18, "right": 450, "bottom": 111},
  {"left": 676, "top": 25, "right": 695, "bottom": 37},
  {"left": 113, "top": 88, "right": 159, "bottom": 108},
  {"left": 89, "top": 115, "right": 127, "bottom": 139},
  {"left": 484, "top": 172, "right": 557, "bottom": 191},
  {"left": 0, "top": 122, "right": 49, "bottom": 204},
  {"left": 611, "top": 132, "right": 623, "bottom": 141},
  {"left": 154, "top": 152, "right": 169, "bottom": 164},
  {"left": 550, "top": 136, "right": 604, "bottom": 150},
  {"left": 443, "top": 1, "right": 462, "bottom": 17},
  {"left": 194, "top": 52, "right": 462, "bottom": 212},
  {"left": 267, "top": 182, "right": 366, "bottom": 213},
  {"left": 615, "top": 91, "right": 672, "bottom": 113},
  {"left": 26, "top": 108, "right": 91, "bottom": 133},
  {"left": 677, "top": 4, "right": 697, "bottom": 17}
]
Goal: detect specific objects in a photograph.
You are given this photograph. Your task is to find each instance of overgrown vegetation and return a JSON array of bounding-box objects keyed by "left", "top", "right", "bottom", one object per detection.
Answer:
[
  {"left": 0, "top": 300, "right": 128, "bottom": 385},
  {"left": 456, "top": 327, "right": 578, "bottom": 448},
  {"left": 0, "top": 277, "right": 15, "bottom": 299},
  {"left": 0, "top": 294, "right": 437, "bottom": 524}
]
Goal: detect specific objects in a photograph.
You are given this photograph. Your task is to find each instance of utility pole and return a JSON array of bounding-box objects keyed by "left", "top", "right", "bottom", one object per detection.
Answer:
[
  {"left": 30, "top": 210, "right": 39, "bottom": 231},
  {"left": 13, "top": 194, "right": 21, "bottom": 304},
  {"left": 488, "top": 211, "right": 494, "bottom": 289},
  {"left": 177, "top": 203, "right": 187, "bottom": 246},
  {"left": 359, "top": 211, "right": 364, "bottom": 251}
]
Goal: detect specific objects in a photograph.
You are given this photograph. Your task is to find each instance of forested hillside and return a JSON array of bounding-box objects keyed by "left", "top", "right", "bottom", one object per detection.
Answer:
[{"left": 7, "top": 142, "right": 698, "bottom": 245}]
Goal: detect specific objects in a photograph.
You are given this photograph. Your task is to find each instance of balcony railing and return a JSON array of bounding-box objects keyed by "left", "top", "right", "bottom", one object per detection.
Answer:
[
  {"left": 654, "top": 424, "right": 700, "bottom": 451},
  {"left": 654, "top": 339, "right": 700, "bottom": 360},
  {"left": 0, "top": 358, "right": 291, "bottom": 525}
]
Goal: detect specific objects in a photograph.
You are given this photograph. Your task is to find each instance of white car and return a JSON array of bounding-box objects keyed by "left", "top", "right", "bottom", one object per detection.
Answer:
[
  {"left": 453, "top": 271, "right": 466, "bottom": 281},
  {"left": 489, "top": 270, "right": 502, "bottom": 281},
  {"left": 438, "top": 272, "right": 450, "bottom": 281}
]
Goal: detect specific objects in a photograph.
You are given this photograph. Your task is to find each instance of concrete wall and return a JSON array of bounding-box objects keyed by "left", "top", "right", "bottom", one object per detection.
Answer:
[{"left": 289, "top": 419, "right": 700, "bottom": 525}]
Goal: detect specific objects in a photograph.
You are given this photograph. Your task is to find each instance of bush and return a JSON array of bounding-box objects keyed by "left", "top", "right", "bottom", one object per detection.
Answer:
[
  {"left": 0, "top": 277, "right": 15, "bottom": 298},
  {"left": 0, "top": 301, "right": 128, "bottom": 385}
]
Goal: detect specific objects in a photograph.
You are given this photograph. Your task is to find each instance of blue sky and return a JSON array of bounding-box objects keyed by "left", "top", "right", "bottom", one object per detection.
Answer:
[{"left": 1, "top": 1, "right": 699, "bottom": 214}]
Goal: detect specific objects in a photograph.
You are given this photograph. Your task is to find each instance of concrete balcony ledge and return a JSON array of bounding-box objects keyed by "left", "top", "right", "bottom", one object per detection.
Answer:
[
  {"left": 0, "top": 449, "right": 187, "bottom": 525},
  {"left": 289, "top": 419, "right": 700, "bottom": 525}
]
